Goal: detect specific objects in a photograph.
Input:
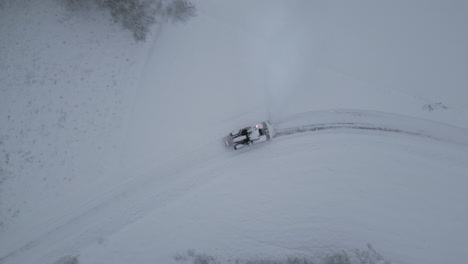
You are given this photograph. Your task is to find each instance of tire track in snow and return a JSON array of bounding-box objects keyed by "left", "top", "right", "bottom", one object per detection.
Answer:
[
  {"left": 271, "top": 110, "right": 468, "bottom": 147},
  {"left": 275, "top": 122, "right": 420, "bottom": 137},
  {"left": 0, "top": 141, "right": 230, "bottom": 264}
]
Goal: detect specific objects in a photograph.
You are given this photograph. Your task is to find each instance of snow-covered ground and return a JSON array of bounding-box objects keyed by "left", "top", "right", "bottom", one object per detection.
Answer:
[{"left": 1, "top": 0, "right": 467, "bottom": 264}]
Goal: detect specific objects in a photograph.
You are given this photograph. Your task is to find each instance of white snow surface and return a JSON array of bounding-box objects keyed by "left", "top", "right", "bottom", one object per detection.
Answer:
[{"left": 1, "top": 0, "right": 468, "bottom": 264}]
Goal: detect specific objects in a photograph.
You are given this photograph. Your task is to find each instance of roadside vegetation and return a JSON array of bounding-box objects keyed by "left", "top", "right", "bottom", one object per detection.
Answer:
[
  {"left": 174, "top": 244, "right": 391, "bottom": 264},
  {"left": 62, "top": 0, "right": 196, "bottom": 40}
]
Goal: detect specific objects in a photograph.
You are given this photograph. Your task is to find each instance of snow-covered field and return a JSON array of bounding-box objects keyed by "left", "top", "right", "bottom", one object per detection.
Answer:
[{"left": 1, "top": 1, "right": 467, "bottom": 264}]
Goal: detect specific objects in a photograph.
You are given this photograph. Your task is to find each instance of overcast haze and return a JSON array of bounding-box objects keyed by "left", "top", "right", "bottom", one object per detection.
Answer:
[{"left": 1, "top": 1, "right": 467, "bottom": 264}]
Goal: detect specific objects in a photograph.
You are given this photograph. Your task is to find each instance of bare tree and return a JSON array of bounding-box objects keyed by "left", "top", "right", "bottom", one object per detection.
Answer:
[
  {"left": 101, "top": 0, "right": 159, "bottom": 41},
  {"left": 166, "top": 0, "right": 197, "bottom": 23}
]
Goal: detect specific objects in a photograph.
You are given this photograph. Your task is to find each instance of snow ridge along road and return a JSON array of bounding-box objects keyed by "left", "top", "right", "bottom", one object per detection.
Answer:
[{"left": 2, "top": 110, "right": 468, "bottom": 264}]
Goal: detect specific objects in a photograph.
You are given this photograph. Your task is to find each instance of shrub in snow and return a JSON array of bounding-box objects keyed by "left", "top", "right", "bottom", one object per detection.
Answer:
[
  {"left": 166, "top": 0, "right": 196, "bottom": 23},
  {"left": 193, "top": 253, "right": 219, "bottom": 264},
  {"left": 174, "top": 244, "right": 391, "bottom": 264},
  {"left": 353, "top": 244, "right": 391, "bottom": 264},
  {"left": 323, "top": 251, "right": 351, "bottom": 264},
  {"left": 62, "top": 0, "right": 197, "bottom": 41},
  {"left": 422, "top": 102, "right": 448, "bottom": 112},
  {"left": 53, "top": 255, "right": 79, "bottom": 264},
  {"left": 101, "top": 0, "right": 159, "bottom": 41}
]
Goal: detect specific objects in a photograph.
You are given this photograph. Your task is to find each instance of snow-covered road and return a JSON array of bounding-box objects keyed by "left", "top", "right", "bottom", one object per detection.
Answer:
[{"left": 2, "top": 109, "right": 468, "bottom": 264}]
